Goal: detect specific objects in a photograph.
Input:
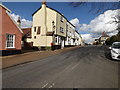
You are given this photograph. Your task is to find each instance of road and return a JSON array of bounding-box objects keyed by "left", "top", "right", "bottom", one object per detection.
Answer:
[{"left": 2, "top": 46, "right": 119, "bottom": 88}]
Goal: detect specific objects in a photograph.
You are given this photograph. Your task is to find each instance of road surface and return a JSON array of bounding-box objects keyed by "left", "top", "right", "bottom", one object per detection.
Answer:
[{"left": 2, "top": 46, "right": 119, "bottom": 88}]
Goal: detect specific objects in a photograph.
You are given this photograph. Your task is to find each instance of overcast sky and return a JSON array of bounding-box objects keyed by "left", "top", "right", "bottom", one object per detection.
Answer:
[{"left": 3, "top": 2, "right": 120, "bottom": 43}]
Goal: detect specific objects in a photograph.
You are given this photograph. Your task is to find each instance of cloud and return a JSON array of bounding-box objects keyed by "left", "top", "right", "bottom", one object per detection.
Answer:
[
  {"left": 70, "top": 9, "right": 119, "bottom": 43},
  {"left": 81, "top": 34, "right": 94, "bottom": 44},
  {"left": 10, "top": 13, "right": 32, "bottom": 28},
  {"left": 70, "top": 18, "right": 80, "bottom": 27},
  {"left": 89, "top": 10, "right": 119, "bottom": 34}
]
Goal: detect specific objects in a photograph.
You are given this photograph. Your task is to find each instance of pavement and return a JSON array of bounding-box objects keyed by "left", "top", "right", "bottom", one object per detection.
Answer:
[
  {"left": 2, "top": 46, "right": 120, "bottom": 88},
  {"left": 1, "top": 46, "right": 79, "bottom": 69}
]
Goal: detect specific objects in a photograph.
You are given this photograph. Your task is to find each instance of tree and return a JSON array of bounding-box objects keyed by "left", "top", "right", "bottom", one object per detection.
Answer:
[
  {"left": 105, "top": 34, "right": 120, "bottom": 45},
  {"left": 70, "top": 2, "right": 120, "bottom": 14},
  {"left": 117, "top": 30, "right": 120, "bottom": 41}
]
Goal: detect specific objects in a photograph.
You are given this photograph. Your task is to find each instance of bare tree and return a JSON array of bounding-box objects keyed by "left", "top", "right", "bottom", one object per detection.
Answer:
[{"left": 70, "top": 2, "right": 120, "bottom": 14}]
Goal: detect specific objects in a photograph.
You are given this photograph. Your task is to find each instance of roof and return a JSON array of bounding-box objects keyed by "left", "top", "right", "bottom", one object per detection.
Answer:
[
  {"left": 32, "top": 5, "right": 75, "bottom": 28},
  {"left": 22, "top": 28, "right": 31, "bottom": 37},
  {"left": 0, "top": 3, "right": 11, "bottom": 12},
  {"left": 46, "top": 31, "right": 54, "bottom": 36},
  {"left": 101, "top": 32, "right": 109, "bottom": 37},
  {"left": 0, "top": 3, "right": 23, "bottom": 33},
  {"left": 6, "top": 11, "right": 23, "bottom": 33}
]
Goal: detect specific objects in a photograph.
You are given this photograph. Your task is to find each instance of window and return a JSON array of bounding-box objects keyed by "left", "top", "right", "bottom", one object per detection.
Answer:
[
  {"left": 60, "top": 27, "right": 64, "bottom": 33},
  {"left": 26, "top": 33, "right": 30, "bottom": 37},
  {"left": 60, "top": 16, "right": 64, "bottom": 22},
  {"left": 34, "top": 36, "right": 36, "bottom": 39},
  {"left": 34, "top": 27, "right": 36, "bottom": 32},
  {"left": 6, "top": 34, "right": 15, "bottom": 48},
  {"left": 70, "top": 32, "right": 71, "bottom": 36},
  {"left": 55, "top": 37, "right": 57, "bottom": 43},
  {"left": 66, "top": 24, "right": 68, "bottom": 31},
  {"left": 37, "top": 27, "right": 41, "bottom": 34},
  {"left": 59, "top": 37, "right": 61, "bottom": 44}
]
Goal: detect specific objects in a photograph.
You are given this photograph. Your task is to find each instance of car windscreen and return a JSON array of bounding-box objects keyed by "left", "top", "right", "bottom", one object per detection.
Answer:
[{"left": 112, "top": 43, "right": 120, "bottom": 49}]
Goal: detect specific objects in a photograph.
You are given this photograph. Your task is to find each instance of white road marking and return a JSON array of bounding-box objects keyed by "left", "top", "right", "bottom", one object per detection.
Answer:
[
  {"left": 71, "top": 63, "right": 80, "bottom": 70},
  {"left": 49, "top": 85, "right": 53, "bottom": 88},
  {"left": 48, "top": 83, "right": 55, "bottom": 88},
  {"left": 42, "top": 83, "right": 48, "bottom": 88}
]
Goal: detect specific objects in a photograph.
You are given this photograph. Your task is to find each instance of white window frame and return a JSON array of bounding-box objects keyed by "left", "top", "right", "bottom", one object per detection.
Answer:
[{"left": 6, "top": 34, "right": 15, "bottom": 48}]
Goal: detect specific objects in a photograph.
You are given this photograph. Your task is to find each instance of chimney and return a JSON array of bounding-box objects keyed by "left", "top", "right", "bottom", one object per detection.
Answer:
[
  {"left": 41, "top": 0, "right": 47, "bottom": 35},
  {"left": 42, "top": 0, "right": 46, "bottom": 5},
  {"left": 17, "top": 17, "right": 21, "bottom": 28},
  {"left": 42, "top": 0, "right": 46, "bottom": 8}
]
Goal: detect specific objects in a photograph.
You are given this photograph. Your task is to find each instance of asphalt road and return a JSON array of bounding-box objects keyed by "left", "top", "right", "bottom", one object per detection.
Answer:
[{"left": 2, "top": 46, "right": 119, "bottom": 88}]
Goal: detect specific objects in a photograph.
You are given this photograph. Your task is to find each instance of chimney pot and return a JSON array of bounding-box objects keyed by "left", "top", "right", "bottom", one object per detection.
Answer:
[
  {"left": 42, "top": 0, "right": 46, "bottom": 5},
  {"left": 17, "top": 17, "right": 21, "bottom": 28}
]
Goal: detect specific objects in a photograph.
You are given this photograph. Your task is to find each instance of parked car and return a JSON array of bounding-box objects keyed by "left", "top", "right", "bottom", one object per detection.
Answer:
[{"left": 109, "top": 42, "right": 120, "bottom": 60}]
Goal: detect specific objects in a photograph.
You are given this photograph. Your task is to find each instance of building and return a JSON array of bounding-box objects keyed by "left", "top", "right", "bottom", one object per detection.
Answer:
[
  {"left": 93, "top": 38, "right": 99, "bottom": 45},
  {"left": 99, "top": 32, "right": 110, "bottom": 45},
  {"left": 22, "top": 28, "right": 34, "bottom": 50},
  {"left": 93, "top": 32, "right": 110, "bottom": 45},
  {"left": 65, "top": 22, "right": 76, "bottom": 47},
  {"left": 75, "top": 31, "right": 82, "bottom": 46},
  {"left": 27, "top": 2, "right": 82, "bottom": 50},
  {"left": 0, "top": 3, "right": 23, "bottom": 55}
]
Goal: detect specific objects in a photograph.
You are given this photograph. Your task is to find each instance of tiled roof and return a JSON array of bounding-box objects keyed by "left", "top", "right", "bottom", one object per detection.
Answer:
[
  {"left": 22, "top": 28, "right": 31, "bottom": 37},
  {"left": 32, "top": 5, "right": 75, "bottom": 28}
]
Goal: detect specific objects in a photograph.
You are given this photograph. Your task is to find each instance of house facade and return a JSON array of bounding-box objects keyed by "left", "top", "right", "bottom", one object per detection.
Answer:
[
  {"left": 93, "top": 32, "right": 110, "bottom": 45},
  {"left": 99, "top": 32, "right": 110, "bottom": 45},
  {"left": 0, "top": 3, "right": 23, "bottom": 55},
  {"left": 27, "top": 2, "right": 82, "bottom": 50},
  {"left": 22, "top": 28, "right": 34, "bottom": 50}
]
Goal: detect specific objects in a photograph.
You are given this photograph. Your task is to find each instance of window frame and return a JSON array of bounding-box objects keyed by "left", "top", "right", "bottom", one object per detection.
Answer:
[
  {"left": 34, "top": 36, "right": 36, "bottom": 39},
  {"left": 6, "top": 34, "right": 15, "bottom": 49},
  {"left": 60, "top": 27, "right": 64, "bottom": 33},
  {"left": 37, "top": 27, "right": 41, "bottom": 35},
  {"left": 34, "top": 27, "right": 36, "bottom": 32}
]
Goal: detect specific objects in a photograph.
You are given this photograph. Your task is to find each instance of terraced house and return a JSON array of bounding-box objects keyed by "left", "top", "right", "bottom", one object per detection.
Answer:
[{"left": 27, "top": 2, "right": 83, "bottom": 50}]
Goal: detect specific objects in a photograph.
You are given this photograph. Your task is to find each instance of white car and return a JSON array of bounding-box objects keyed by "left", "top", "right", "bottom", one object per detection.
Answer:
[{"left": 109, "top": 42, "right": 120, "bottom": 60}]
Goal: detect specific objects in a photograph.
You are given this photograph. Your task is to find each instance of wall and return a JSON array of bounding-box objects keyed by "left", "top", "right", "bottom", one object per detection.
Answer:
[
  {"left": 29, "top": 4, "right": 83, "bottom": 48},
  {"left": 31, "top": 6, "right": 57, "bottom": 47},
  {"left": 55, "top": 13, "right": 67, "bottom": 37},
  {"left": 0, "top": 7, "right": 22, "bottom": 50}
]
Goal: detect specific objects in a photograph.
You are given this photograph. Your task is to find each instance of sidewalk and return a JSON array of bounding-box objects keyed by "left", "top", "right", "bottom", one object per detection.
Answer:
[{"left": 1, "top": 46, "right": 80, "bottom": 69}]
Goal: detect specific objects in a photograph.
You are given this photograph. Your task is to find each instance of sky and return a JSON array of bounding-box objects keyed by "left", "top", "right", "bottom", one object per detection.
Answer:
[{"left": 2, "top": 2, "right": 120, "bottom": 43}]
